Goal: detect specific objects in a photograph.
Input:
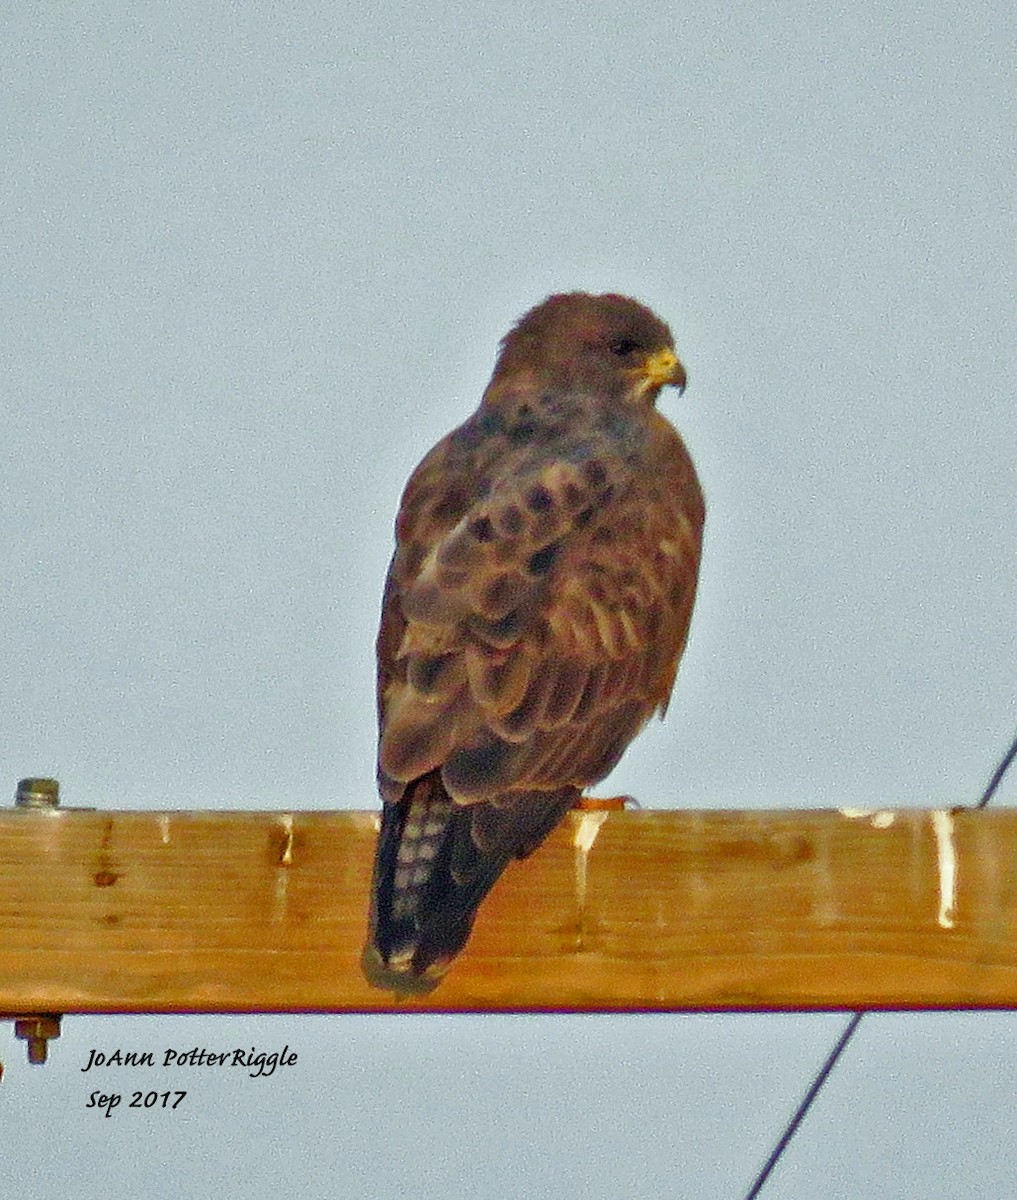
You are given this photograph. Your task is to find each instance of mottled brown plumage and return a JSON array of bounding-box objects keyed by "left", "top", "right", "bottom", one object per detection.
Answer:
[{"left": 362, "top": 292, "right": 704, "bottom": 992}]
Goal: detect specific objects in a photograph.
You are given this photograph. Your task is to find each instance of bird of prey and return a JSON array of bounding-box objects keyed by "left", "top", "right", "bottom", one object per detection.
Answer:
[{"left": 362, "top": 292, "right": 704, "bottom": 993}]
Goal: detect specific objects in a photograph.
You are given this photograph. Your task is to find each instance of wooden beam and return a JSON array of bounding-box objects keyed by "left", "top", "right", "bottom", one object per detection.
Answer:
[{"left": 0, "top": 807, "right": 1014, "bottom": 1013}]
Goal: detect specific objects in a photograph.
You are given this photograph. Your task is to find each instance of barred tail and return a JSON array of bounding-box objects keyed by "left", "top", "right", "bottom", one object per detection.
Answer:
[{"left": 362, "top": 771, "right": 577, "bottom": 994}]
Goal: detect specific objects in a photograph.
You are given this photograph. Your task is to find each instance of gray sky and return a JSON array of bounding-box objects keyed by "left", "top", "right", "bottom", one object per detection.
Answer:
[{"left": 3, "top": 2, "right": 1016, "bottom": 1197}]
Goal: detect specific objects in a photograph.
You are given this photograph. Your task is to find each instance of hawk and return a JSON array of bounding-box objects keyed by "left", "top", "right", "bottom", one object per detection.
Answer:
[{"left": 362, "top": 292, "right": 704, "bottom": 993}]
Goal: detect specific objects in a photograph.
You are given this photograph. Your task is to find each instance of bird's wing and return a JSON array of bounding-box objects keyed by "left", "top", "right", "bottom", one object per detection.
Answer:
[{"left": 377, "top": 439, "right": 702, "bottom": 805}]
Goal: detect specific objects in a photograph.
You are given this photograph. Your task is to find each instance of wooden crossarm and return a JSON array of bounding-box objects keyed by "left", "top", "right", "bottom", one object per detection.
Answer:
[{"left": 0, "top": 807, "right": 1014, "bottom": 1013}]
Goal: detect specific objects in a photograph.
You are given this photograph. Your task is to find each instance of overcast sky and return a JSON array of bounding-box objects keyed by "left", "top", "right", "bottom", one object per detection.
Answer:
[{"left": 3, "top": 2, "right": 1016, "bottom": 1197}]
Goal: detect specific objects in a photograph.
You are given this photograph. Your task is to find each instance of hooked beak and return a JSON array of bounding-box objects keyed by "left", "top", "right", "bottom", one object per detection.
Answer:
[{"left": 641, "top": 346, "right": 686, "bottom": 395}]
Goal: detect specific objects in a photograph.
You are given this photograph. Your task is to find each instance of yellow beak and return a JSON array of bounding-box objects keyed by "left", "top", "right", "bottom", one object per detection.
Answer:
[{"left": 641, "top": 347, "right": 687, "bottom": 394}]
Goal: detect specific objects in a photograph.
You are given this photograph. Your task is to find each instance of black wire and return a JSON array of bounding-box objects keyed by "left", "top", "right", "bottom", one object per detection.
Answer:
[
  {"left": 740, "top": 727, "right": 1017, "bottom": 1200},
  {"left": 743, "top": 1012, "right": 864, "bottom": 1200},
  {"left": 976, "top": 730, "right": 1017, "bottom": 809}
]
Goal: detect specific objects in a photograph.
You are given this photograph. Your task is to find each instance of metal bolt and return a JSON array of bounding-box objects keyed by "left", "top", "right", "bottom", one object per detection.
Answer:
[
  {"left": 15, "top": 778, "right": 60, "bottom": 809},
  {"left": 8, "top": 782, "right": 65, "bottom": 1070},
  {"left": 14, "top": 1016, "right": 61, "bottom": 1065}
]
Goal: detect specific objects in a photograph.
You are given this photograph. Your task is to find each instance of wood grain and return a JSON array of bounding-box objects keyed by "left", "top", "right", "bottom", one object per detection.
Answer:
[{"left": 0, "top": 807, "right": 1014, "bottom": 1012}]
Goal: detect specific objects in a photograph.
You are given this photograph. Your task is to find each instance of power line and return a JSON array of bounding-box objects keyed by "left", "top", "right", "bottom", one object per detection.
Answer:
[
  {"left": 743, "top": 1012, "right": 863, "bottom": 1200},
  {"left": 975, "top": 731, "right": 1017, "bottom": 809},
  {"left": 740, "top": 727, "right": 1017, "bottom": 1200}
]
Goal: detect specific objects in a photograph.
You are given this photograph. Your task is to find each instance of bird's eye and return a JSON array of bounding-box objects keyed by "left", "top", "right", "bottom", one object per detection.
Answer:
[{"left": 608, "top": 337, "right": 639, "bottom": 357}]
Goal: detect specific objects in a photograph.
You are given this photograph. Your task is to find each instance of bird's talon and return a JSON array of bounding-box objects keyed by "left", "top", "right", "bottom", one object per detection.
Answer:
[{"left": 574, "top": 795, "right": 635, "bottom": 811}]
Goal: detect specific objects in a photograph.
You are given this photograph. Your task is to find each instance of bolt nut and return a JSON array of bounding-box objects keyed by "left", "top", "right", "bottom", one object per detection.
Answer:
[
  {"left": 14, "top": 1017, "right": 62, "bottom": 1065},
  {"left": 15, "top": 778, "right": 60, "bottom": 809}
]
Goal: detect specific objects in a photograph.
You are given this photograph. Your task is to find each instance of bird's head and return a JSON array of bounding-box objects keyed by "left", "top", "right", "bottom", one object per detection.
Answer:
[{"left": 489, "top": 292, "right": 686, "bottom": 407}]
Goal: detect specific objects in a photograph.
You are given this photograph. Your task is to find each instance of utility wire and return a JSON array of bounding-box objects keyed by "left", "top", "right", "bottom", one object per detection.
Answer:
[
  {"left": 975, "top": 731, "right": 1017, "bottom": 809},
  {"left": 741, "top": 727, "right": 1017, "bottom": 1200},
  {"left": 743, "top": 1012, "right": 863, "bottom": 1200}
]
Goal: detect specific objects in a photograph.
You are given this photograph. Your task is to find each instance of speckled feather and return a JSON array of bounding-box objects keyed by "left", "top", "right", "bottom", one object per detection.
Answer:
[{"left": 363, "top": 293, "right": 704, "bottom": 992}]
